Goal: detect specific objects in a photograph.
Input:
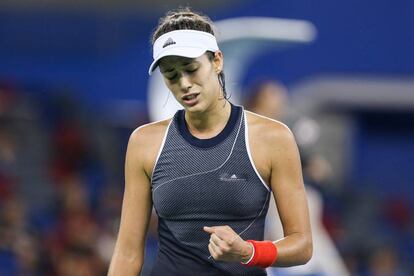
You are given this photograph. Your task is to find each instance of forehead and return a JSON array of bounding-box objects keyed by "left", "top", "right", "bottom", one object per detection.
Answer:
[{"left": 159, "top": 54, "right": 208, "bottom": 71}]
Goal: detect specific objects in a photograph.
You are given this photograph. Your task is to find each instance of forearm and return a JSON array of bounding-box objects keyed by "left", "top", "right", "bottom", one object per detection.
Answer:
[
  {"left": 108, "top": 249, "right": 143, "bottom": 276},
  {"left": 271, "top": 232, "right": 312, "bottom": 267}
]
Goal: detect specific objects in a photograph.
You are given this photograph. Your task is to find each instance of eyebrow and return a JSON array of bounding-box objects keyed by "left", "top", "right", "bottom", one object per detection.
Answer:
[
  {"left": 161, "top": 60, "right": 199, "bottom": 73},
  {"left": 162, "top": 67, "right": 175, "bottom": 73}
]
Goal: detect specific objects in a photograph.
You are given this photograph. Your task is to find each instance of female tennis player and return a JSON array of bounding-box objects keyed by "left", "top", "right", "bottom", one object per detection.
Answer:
[{"left": 108, "top": 8, "right": 312, "bottom": 276}]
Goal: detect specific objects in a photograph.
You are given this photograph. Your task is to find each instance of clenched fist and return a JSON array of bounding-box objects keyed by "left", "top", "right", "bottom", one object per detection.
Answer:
[{"left": 203, "top": 225, "right": 253, "bottom": 263}]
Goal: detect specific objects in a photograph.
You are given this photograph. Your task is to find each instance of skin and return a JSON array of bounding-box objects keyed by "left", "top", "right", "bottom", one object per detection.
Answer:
[
  {"left": 159, "top": 52, "right": 231, "bottom": 138},
  {"left": 108, "top": 51, "right": 312, "bottom": 275}
]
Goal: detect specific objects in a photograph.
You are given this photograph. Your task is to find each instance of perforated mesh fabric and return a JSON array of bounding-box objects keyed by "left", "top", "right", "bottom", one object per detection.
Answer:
[{"left": 151, "top": 105, "right": 270, "bottom": 276}]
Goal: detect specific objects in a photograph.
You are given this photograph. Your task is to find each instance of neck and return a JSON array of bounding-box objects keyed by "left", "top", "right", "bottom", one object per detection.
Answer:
[{"left": 185, "top": 100, "right": 231, "bottom": 139}]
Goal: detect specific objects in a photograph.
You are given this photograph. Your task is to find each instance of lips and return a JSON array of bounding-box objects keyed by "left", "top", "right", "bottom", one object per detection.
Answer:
[
  {"left": 182, "top": 93, "right": 199, "bottom": 101},
  {"left": 182, "top": 93, "right": 200, "bottom": 106}
]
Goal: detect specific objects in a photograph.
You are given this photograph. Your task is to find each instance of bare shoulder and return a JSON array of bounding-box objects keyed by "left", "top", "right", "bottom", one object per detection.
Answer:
[
  {"left": 127, "top": 118, "right": 172, "bottom": 174},
  {"left": 245, "top": 110, "right": 300, "bottom": 174},
  {"left": 245, "top": 110, "right": 295, "bottom": 147},
  {"left": 129, "top": 118, "right": 171, "bottom": 146}
]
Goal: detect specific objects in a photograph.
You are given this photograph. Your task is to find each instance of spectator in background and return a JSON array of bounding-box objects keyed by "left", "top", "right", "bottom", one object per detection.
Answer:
[
  {"left": 245, "top": 81, "right": 289, "bottom": 120},
  {"left": 0, "top": 83, "right": 41, "bottom": 275},
  {"left": 366, "top": 246, "right": 408, "bottom": 276},
  {"left": 0, "top": 82, "right": 143, "bottom": 275},
  {"left": 244, "top": 79, "right": 349, "bottom": 276}
]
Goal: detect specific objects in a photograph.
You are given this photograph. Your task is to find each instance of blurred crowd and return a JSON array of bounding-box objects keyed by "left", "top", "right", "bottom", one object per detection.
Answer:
[
  {"left": 0, "top": 81, "right": 413, "bottom": 276},
  {"left": 0, "top": 82, "right": 150, "bottom": 276}
]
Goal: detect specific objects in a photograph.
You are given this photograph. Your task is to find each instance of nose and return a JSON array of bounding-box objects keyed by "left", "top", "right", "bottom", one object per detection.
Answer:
[{"left": 178, "top": 73, "right": 192, "bottom": 92}]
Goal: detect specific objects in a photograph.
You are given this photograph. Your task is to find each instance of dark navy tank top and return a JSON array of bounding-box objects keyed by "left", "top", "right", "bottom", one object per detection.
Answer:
[{"left": 151, "top": 103, "right": 271, "bottom": 276}]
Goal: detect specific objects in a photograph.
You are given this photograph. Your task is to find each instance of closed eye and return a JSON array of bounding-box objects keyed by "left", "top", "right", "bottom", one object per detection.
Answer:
[
  {"left": 166, "top": 69, "right": 197, "bottom": 80},
  {"left": 165, "top": 74, "right": 178, "bottom": 80},
  {"left": 186, "top": 67, "right": 198, "bottom": 73}
]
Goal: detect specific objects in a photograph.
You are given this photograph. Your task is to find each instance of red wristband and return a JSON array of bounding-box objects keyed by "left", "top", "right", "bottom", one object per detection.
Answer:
[{"left": 241, "top": 240, "right": 278, "bottom": 268}]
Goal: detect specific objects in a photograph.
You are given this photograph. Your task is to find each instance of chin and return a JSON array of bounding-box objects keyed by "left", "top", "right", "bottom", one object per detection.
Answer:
[
  {"left": 183, "top": 102, "right": 205, "bottom": 114},
  {"left": 185, "top": 106, "right": 203, "bottom": 114}
]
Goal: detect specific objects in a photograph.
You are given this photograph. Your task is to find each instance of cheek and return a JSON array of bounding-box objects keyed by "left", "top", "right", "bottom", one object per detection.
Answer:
[
  {"left": 163, "top": 82, "right": 180, "bottom": 99},
  {"left": 163, "top": 77, "right": 177, "bottom": 91},
  {"left": 204, "top": 73, "right": 219, "bottom": 93},
  {"left": 196, "top": 69, "right": 215, "bottom": 88}
]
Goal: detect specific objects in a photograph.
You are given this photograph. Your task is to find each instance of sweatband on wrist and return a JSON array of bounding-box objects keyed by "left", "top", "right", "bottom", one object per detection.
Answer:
[{"left": 241, "top": 240, "right": 278, "bottom": 268}]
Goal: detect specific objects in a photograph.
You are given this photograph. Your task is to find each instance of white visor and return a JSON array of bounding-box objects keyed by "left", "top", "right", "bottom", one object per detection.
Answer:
[{"left": 148, "top": 30, "right": 219, "bottom": 75}]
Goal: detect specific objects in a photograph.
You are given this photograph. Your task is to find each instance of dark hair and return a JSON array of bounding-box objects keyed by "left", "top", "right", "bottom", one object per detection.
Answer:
[{"left": 151, "top": 7, "right": 228, "bottom": 100}]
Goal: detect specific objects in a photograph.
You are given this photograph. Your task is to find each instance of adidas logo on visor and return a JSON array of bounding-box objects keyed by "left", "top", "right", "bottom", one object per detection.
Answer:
[{"left": 163, "top": 37, "right": 176, "bottom": 48}]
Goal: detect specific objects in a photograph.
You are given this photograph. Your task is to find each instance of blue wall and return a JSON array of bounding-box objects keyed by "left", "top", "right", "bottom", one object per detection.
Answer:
[
  {"left": 1, "top": 0, "right": 413, "bottom": 103},
  {"left": 352, "top": 112, "right": 414, "bottom": 201}
]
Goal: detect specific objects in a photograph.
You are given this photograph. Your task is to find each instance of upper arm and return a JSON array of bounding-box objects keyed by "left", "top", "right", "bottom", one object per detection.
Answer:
[
  {"left": 114, "top": 128, "right": 153, "bottom": 261},
  {"left": 109, "top": 121, "right": 169, "bottom": 275},
  {"left": 269, "top": 125, "right": 311, "bottom": 238}
]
